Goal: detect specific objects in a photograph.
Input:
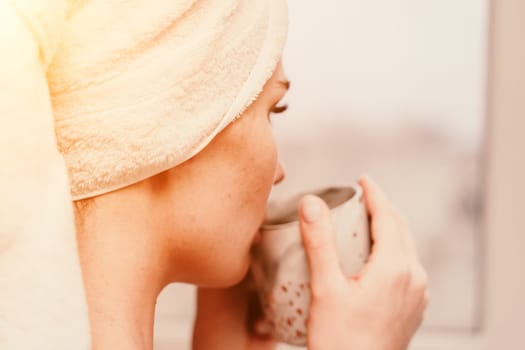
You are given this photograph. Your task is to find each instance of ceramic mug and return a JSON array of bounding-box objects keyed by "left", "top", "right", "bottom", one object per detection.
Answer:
[{"left": 250, "top": 185, "right": 371, "bottom": 346}]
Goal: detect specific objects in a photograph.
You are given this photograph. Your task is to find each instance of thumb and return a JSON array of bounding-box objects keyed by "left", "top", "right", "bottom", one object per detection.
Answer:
[{"left": 299, "top": 195, "right": 344, "bottom": 292}]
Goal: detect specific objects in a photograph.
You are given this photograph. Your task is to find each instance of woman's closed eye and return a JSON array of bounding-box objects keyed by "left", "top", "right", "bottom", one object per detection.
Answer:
[
  {"left": 271, "top": 104, "right": 288, "bottom": 114},
  {"left": 269, "top": 79, "right": 290, "bottom": 119},
  {"left": 268, "top": 103, "right": 288, "bottom": 124}
]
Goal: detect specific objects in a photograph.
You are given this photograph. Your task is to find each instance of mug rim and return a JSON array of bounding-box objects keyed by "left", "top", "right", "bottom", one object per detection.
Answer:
[{"left": 260, "top": 184, "right": 363, "bottom": 231}]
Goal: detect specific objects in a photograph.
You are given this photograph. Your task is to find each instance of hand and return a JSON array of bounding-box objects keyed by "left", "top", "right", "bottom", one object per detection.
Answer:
[
  {"left": 192, "top": 275, "right": 276, "bottom": 350},
  {"left": 299, "top": 175, "right": 429, "bottom": 350}
]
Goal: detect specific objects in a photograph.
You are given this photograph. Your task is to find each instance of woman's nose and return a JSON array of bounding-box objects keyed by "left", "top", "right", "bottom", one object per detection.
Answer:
[{"left": 273, "top": 162, "right": 285, "bottom": 185}]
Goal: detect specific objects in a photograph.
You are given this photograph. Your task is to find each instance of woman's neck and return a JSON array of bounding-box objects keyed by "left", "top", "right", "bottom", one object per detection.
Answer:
[{"left": 75, "top": 191, "right": 170, "bottom": 350}]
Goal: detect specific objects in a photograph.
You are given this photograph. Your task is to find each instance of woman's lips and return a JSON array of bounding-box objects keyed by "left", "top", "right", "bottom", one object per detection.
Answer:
[{"left": 253, "top": 213, "right": 268, "bottom": 244}]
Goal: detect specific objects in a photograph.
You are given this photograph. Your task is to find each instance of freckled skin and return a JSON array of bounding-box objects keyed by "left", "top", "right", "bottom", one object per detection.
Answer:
[{"left": 144, "top": 63, "right": 289, "bottom": 287}]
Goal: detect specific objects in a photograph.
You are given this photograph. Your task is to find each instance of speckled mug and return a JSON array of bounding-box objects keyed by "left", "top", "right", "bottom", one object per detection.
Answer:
[{"left": 250, "top": 185, "right": 371, "bottom": 346}]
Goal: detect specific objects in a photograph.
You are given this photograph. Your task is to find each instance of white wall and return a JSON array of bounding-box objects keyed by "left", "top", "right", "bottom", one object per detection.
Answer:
[{"left": 282, "top": 0, "right": 488, "bottom": 147}]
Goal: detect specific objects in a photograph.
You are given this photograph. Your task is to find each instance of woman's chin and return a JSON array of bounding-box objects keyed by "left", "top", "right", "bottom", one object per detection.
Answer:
[
  {"left": 205, "top": 253, "right": 251, "bottom": 288},
  {"left": 224, "top": 255, "right": 251, "bottom": 287}
]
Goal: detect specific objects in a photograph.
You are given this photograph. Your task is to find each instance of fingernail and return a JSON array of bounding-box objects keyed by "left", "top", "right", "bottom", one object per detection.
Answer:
[{"left": 302, "top": 195, "right": 322, "bottom": 223}]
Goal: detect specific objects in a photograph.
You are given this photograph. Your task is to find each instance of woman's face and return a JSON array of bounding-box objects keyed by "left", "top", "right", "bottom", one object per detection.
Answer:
[{"left": 151, "top": 63, "right": 289, "bottom": 287}]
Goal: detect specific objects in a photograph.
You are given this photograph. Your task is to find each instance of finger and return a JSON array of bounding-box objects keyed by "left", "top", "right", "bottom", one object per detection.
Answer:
[
  {"left": 423, "top": 290, "right": 430, "bottom": 308},
  {"left": 394, "top": 212, "right": 421, "bottom": 264},
  {"left": 358, "top": 175, "right": 406, "bottom": 261},
  {"left": 299, "top": 195, "right": 345, "bottom": 291},
  {"left": 358, "top": 175, "right": 393, "bottom": 219},
  {"left": 415, "top": 290, "right": 430, "bottom": 328}
]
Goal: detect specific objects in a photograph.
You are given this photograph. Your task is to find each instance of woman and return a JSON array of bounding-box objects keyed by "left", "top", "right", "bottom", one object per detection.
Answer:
[{"left": 1, "top": 0, "right": 427, "bottom": 349}]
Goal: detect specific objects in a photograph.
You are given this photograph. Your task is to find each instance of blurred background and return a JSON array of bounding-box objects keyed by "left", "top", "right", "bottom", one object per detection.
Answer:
[
  {"left": 154, "top": 0, "right": 524, "bottom": 349},
  {"left": 273, "top": 0, "right": 487, "bottom": 332}
]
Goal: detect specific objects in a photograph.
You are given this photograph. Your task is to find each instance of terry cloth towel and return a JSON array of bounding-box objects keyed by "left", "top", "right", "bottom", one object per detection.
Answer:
[
  {"left": 51, "top": 0, "right": 288, "bottom": 200},
  {"left": 0, "top": 0, "right": 288, "bottom": 348}
]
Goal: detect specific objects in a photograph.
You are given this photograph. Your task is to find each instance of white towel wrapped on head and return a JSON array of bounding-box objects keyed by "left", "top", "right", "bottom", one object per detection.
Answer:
[
  {"left": 0, "top": 0, "right": 288, "bottom": 348},
  {"left": 49, "top": 0, "right": 288, "bottom": 200}
]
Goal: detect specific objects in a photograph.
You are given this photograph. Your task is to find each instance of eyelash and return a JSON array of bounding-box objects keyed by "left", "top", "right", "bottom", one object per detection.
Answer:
[{"left": 271, "top": 104, "right": 288, "bottom": 114}]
